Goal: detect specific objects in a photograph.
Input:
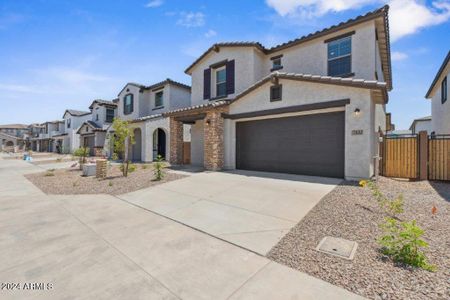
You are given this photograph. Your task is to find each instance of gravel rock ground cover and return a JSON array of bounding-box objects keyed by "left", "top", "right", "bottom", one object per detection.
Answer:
[
  {"left": 25, "top": 164, "right": 187, "bottom": 195},
  {"left": 268, "top": 177, "right": 449, "bottom": 300}
]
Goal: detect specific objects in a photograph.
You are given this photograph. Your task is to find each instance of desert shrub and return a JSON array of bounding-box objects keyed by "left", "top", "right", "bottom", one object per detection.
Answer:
[
  {"left": 379, "top": 218, "right": 436, "bottom": 271},
  {"left": 153, "top": 155, "right": 164, "bottom": 181},
  {"left": 108, "top": 181, "right": 113, "bottom": 187},
  {"left": 73, "top": 147, "right": 90, "bottom": 169},
  {"left": 44, "top": 170, "right": 55, "bottom": 177},
  {"left": 111, "top": 152, "right": 119, "bottom": 161},
  {"left": 120, "top": 163, "right": 137, "bottom": 173},
  {"left": 142, "top": 164, "right": 148, "bottom": 170}
]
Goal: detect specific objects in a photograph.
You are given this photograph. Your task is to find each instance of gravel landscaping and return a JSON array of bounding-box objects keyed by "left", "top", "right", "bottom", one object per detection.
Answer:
[
  {"left": 25, "top": 164, "right": 187, "bottom": 195},
  {"left": 268, "top": 177, "right": 449, "bottom": 300}
]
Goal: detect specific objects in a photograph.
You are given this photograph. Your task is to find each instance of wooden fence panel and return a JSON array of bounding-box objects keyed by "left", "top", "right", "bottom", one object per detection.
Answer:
[
  {"left": 428, "top": 138, "right": 450, "bottom": 181},
  {"left": 382, "top": 136, "right": 418, "bottom": 179}
]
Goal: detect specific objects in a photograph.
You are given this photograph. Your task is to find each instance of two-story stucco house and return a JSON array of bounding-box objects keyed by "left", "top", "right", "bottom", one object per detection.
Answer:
[
  {"left": 77, "top": 99, "right": 117, "bottom": 156},
  {"left": 164, "top": 5, "right": 392, "bottom": 180},
  {"left": 62, "top": 109, "right": 92, "bottom": 153},
  {"left": 107, "top": 79, "right": 191, "bottom": 162},
  {"left": 425, "top": 51, "right": 450, "bottom": 135}
]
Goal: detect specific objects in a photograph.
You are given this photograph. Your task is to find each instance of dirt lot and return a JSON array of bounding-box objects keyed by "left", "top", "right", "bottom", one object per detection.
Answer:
[
  {"left": 25, "top": 163, "right": 187, "bottom": 195},
  {"left": 268, "top": 177, "right": 449, "bottom": 300}
]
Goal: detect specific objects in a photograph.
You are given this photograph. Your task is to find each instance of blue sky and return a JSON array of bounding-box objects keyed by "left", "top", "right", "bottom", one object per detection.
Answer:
[{"left": 0, "top": 0, "right": 449, "bottom": 129}]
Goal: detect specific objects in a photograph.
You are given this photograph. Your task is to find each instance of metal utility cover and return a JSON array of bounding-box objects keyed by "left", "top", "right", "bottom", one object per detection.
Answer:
[{"left": 316, "top": 236, "right": 358, "bottom": 260}]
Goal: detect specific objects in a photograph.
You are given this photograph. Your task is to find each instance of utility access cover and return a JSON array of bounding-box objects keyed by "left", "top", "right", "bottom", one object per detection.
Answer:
[{"left": 316, "top": 236, "right": 358, "bottom": 260}]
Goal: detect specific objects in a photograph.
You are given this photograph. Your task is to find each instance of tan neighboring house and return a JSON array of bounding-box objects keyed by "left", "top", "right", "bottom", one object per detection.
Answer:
[
  {"left": 409, "top": 116, "right": 432, "bottom": 134},
  {"left": 164, "top": 5, "right": 392, "bottom": 180},
  {"left": 106, "top": 79, "right": 191, "bottom": 162},
  {"left": 0, "top": 124, "right": 29, "bottom": 152},
  {"left": 77, "top": 100, "right": 117, "bottom": 156},
  {"left": 425, "top": 51, "right": 450, "bottom": 135}
]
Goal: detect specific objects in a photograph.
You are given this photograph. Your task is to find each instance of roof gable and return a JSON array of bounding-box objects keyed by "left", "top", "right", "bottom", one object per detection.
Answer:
[{"left": 425, "top": 51, "right": 450, "bottom": 99}]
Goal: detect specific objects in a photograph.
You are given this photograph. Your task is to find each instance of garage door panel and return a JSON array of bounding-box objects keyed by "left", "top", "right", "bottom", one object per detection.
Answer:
[{"left": 236, "top": 112, "right": 345, "bottom": 178}]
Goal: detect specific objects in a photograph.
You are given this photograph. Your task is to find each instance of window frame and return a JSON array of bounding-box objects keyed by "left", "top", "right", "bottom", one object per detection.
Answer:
[
  {"left": 442, "top": 76, "right": 448, "bottom": 104},
  {"left": 105, "top": 108, "right": 115, "bottom": 123},
  {"left": 67, "top": 118, "right": 71, "bottom": 129},
  {"left": 270, "top": 84, "right": 282, "bottom": 102},
  {"left": 215, "top": 67, "right": 227, "bottom": 98},
  {"left": 327, "top": 36, "right": 352, "bottom": 77},
  {"left": 154, "top": 90, "right": 164, "bottom": 108},
  {"left": 123, "top": 93, "right": 134, "bottom": 115},
  {"left": 270, "top": 55, "right": 283, "bottom": 72}
]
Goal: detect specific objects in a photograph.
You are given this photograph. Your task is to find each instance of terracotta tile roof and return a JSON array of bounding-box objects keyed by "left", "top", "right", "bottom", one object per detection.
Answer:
[
  {"left": 183, "top": 5, "right": 392, "bottom": 90},
  {"left": 89, "top": 99, "right": 118, "bottom": 109},
  {"left": 64, "top": 109, "right": 91, "bottom": 118},
  {"left": 232, "top": 72, "right": 389, "bottom": 103},
  {"left": 425, "top": 51, "right": 450, "bottom": 98},
  {"left": 131, "top": 114, "right": 163, "bottom": 123},
  {"left": 0, "top": 124, "right": 29, "bottom": 129},
  {"left": 163, "top": 100, "right": 230, "bottom": 116}
]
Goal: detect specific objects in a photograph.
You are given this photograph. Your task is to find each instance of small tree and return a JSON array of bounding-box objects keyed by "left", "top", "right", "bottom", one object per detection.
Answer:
[
  {"left": 73, "top": 147, "right": 89, "bottom": 170},
  {"left": 111, "top": 118, "right": 134, "bottom": 177},
  {"left": 153, "top": 155, "right": 164, "bottom": 181}
]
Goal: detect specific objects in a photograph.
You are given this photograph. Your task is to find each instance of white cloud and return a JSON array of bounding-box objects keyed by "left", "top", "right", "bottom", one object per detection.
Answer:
[
  {"left": 265, "top": 0, "right": 450, "bottom": 41},
  {"left": 145, "top": 0, "right": 164, "bottom": 8},
  {"left": 389, "top": 0, "right": 450, "bottom": 41},
  {"left": 177, "top": 12, "right": 205, "bottom": 27},
  {"left": 204, "top": 29, "right": 217, "bottom": 38},
  {"left": 391, "top": 51, "right": 408, "bottom": 61}
]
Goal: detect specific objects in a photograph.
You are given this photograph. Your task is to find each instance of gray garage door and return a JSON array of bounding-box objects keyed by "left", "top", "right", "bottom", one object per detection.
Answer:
[{"left": 236, "top": 111, "right": 345, "bottom": 178}]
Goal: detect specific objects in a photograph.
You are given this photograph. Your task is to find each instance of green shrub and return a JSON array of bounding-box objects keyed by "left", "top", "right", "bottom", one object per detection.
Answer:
[
  {"left": 363, "top": 180, "right": 404, "bottom": 218},
  {"left": 111, "top": 152, "right": 119, "bottom": 161},
  {"left": 108, "top": 181, "right": 113, "bottom": 187},
  {"left": 153, "top": 155, "right": 164, "bottom": 181},
  {"left": 120, "top": 163, "right": 137, "bottom": 173},
  {"left": 142, "top": 164, "right": 148, "bottom": 170},
  {"left": 379, "top": 218, "right": 436, "bottom": 271},
  {"left": 44, "top": 171, "right": 55, "bottom": 177}
]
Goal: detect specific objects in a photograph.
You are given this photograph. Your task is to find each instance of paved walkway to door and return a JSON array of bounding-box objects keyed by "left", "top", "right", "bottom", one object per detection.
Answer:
[{"left": 0, "top": 155, "right": 362, "bottom": 300}]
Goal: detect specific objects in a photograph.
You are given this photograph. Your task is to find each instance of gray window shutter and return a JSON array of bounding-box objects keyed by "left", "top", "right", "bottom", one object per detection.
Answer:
[
  {"left": 204, "top": 68, "right": 211, "bottom": 99},
  {"left": 226, "top": 60, "right": 235, "bottom": 95}
]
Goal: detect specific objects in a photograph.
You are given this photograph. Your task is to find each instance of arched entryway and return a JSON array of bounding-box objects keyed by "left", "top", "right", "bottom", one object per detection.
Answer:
[
  {"left": 131, "top": 128, "right": 142, "bottom": 161},
  {"left": 153, "top": 128, "right": 166, "bottom": 160}
]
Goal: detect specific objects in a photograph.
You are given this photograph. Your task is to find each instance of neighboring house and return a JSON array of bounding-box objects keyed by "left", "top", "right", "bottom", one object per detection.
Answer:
[
  {"left": 425, "top": 51, "right": 450, "bottom": 135},
  {"left": 62, "top": 109, "right": 92, "bottom": 153},
  {"left": 409, "top": 116, "right": 432, "bottom": 134},
  {"left": 77, "top": 99, "right": 117, "bottom": 156},
  {"left": 0, "top": 124, "right": 29, "bottom": 152},
  {"left": 385, "top": 112, "right": 395, "bottom": 132},
  {"left": 28, "top": 123, "right": 45, "bottom": 151},
  {"left": 34, "top": 121, "right": 64, "bottom": 152},
  {"left": 108, "top": 79, "right": 191, "bottom": 162},
  {"left": 164, "top": 5, "right": 392, "bottom": 180}
]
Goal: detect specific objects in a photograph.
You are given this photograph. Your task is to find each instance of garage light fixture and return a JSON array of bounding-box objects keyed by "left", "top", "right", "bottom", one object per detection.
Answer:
[{"left": 354, "top": 108, "right": 361, "bottom": 116}]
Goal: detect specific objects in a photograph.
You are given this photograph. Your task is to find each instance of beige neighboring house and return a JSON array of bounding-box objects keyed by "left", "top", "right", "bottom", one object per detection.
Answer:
[
  {"left": 77, "top": 100, "right": 117, "bottom": 156},
  {"left": 62, "top": 109, "right": 92, "bottom": 153},
  {"left": 0, "top": 124, "right": 29, "bottom": 152},
  {"left": 425, "top": 51, "right": 450, "bottom": 135},
  {"left": 106, "top": 79, "right": 191, "bottom": 162},
  {"left": 409, "top": 116, "right": 432, "bottom": 134},
  {"left": 164, "top": 5, "right": 392, "bottom": 180}
]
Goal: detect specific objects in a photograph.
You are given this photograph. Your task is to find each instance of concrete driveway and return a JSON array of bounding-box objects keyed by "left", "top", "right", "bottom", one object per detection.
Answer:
[
  {"left": 0, "top": 155, "right": 362, "bottom": 300},
  {"left": 120, "top": 170, "right": 341, "bottom": 255}
]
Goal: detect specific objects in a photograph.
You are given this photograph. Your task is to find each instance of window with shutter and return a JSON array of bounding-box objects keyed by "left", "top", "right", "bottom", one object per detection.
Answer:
[
  {"left": 203, "top": 68, "right": 211, "bottom": 99},
  {"left": 442, "top": 76, "right": 448, "bottom": 104},
  {"left": 226, "top": 60, "right": 235, "bottom": 95}
]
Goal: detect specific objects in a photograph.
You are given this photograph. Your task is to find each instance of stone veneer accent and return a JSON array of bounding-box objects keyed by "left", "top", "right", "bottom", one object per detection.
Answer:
[{"left": 169, "top": 105, "right": 228, "bottom": 170}]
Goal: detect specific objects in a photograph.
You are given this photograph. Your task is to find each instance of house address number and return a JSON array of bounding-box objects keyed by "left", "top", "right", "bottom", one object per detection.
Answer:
[{"left": 352, "top": 129, "right": 364, "bottom": 135}]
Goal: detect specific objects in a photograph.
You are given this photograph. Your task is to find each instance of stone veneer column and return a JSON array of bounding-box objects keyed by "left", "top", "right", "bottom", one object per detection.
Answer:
[
  {"left": 169, "top": 117, "right": 183, "bottom": 165},
  {"left": 203, "top": 109, "right": 226, "bottom": 171}
]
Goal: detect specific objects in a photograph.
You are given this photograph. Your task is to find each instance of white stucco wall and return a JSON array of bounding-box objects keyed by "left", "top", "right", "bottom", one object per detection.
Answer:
[
  {"left": 63, "top": 112, "right": 92, "bottom": 153},
  {"left": 117, "top": 84, "right": 144, "bottom": 121},
  {"left": 412, "top": 120, "right": 432, "bottom": 134},
  {"left": 223, "top": 79, "right": 379, "bottom": 180},
  {"left": 430, "top": 67, "right": 450, "bottom": 134}
]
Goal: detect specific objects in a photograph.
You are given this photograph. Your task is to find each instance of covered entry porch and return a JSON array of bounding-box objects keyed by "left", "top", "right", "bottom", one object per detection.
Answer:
[{"left": 165, "top": 101, "right": 229, "bottom": 171}]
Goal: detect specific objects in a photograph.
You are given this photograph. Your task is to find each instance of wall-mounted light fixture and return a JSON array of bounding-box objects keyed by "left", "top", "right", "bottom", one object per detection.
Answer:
[
  {"left": 206, "top": 119, "right": 211, "bottom": 125},
  {"left": 354, "top": 108, "right": 361, "bottom": 116}
]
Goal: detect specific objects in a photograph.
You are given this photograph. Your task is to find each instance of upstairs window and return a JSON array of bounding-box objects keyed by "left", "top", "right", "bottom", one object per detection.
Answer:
[
  {"left": 328, "top": 36, "right": 352, "bottom": 77},
  {"left": 124, "top": 94, "right": 134, "bottom": 114},
  {"left": 96, "top": 114, "right": 99, "bottom": 121},
  {"left": 442, "top": 76, "right": 447, "bottom": 104},
  {"left": 155, "top": 91, "right": 164, "bottom": 108},
  {"left": 270, "top": 85, "right": 282, "bottom": 101},
  {"left": 216, "top": 67, "right": 227, "bottom": 97},
  {"left": 67, "top": 119, "right": 71, "bottom": 129},
  {"left": 271, "top": 55, "right": 283, "bottom": 71},
  {"left": 106, "top": 108, "right": 115, "bottom": 123}
]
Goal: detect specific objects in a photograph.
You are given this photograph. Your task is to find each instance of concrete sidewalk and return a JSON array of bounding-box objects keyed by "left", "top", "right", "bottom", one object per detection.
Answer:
[{"left": 0, "top": 157, "right": 364, "bottom": 300}]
